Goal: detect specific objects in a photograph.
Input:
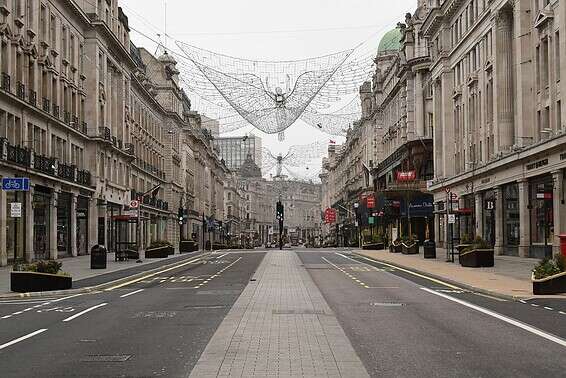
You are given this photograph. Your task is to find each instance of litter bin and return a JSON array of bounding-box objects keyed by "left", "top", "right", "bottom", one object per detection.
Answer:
[
  {"left": 91, "top": 245, "right": 107, "bottom": 269},
  {"left": 423, "top": 239, "right": 436, "bottom": 259}
]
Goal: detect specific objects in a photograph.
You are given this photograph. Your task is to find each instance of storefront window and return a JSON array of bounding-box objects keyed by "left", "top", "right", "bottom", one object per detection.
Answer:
[
  {"left": 460, "top": 195, "right": 475, "bottom": 240},
  {"left": 57, "top": 192, "right": 71, "bottom": 256},
  {"left": 33, "top": 189, "right": 51, "bottom": 260},
  {"left": 530, "top": 178, "right": 554, "bottom": 245},
  {"left": 483, "top": 190, "right": 496, "bottom": 246},
  {"left": 76, "top": 196, "right": 89, "bottom": 255},
  {"left": 503, "top": 184, "right": 519, "bottom": 251},
  {"left": 6, "top": 191, "right": 26, "bottom": 262}
]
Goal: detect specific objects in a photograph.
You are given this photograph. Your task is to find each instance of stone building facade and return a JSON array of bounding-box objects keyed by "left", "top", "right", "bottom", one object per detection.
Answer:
[{"left": 0, "top": 0, "right": 226, "bottom": 266}]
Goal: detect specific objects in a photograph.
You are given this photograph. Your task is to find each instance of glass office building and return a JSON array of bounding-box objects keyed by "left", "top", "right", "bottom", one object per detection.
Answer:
[{"left": 214, "top": 135, "right": 262, "bottom": 172}]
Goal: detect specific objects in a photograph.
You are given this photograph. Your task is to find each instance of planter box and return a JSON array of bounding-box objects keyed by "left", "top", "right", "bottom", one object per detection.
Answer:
[
  {"left": 124, "top": 249, "right": 140, "bottom": 260},
  {"left": 459, "top": 248, "right": 494, "bottom": 267},
  {"left": 145, "top": 245, "right": 172, "bottom": 258},
  {"left": 423, "top": 241, "right": 436, "bottom": 259},
  {"left": 179, "top": 240, "right": 198, "bottom": 253},
  {"left": 402, "top": 242, "right": 419, "bottom": 255},
  {"left": 532, "top": 272, "right": 566, "bottom": 295},
  {"left": 362, "top": 242, "right": 385, "bottom": 250},
  {"left": 390, "top": 242, "right": 402, "bottom": 253},
  {"left": 456, "top": 244, "right": 472, "bottom": 256},
  {"left": 11, "top": 271, "right": 72, "bottom": 293}
]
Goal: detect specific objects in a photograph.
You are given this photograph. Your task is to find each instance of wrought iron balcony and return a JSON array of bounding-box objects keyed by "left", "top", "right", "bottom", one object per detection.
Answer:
[
  {"left": 124, "top": 143, "right": 134, "bottom": 155},
  {"left": 81, "top": 122, "right": 88, "bottom": 134},
  {"left": 33, "top": 153, "right": 56, "bottom": 174},
  {"left": 76, "top": 169, "right": 91, "bottom": 186},
  {"left": 98, "top": 127, "right": 111, "bottom": 141},
  {"left": 71, "top": 115, "right": 79, "bottom": 129},
  {"left": 28, "top": 89, "right": 37, "bottom": 107},
  {"left": 111, "top": 136, "right": 117, "bottom": 146},
  {"left": 163, "top": 201, "right": 169, "bottom": 211},
  {"left": 116, "top": 139, "right": 122, "bottom": 149},
  {"left": 63, "top": 111, "right": 70, "bottom": 124},
  {"left": 42, "top": 97, "right": 50, "bottom": 112},
  {"left": 16, "top": 81, "right": 25, "bottom": 100},
  {"left": 1, "top": 72, "right": 10, "bottom": 92},
  {"left": 57, "top": 162, "right": 75, "bottom": 181},
  {"left": 6, "top": 144, "right": 31, "bottom": 167},
  {"left": 52, "top": 103, "right": 60, "bottom": 118}
]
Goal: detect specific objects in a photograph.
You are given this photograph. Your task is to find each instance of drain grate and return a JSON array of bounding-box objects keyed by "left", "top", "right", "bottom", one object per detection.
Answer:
[
  {"left": 370, "top": 302, "right": 405, "bottom": 307},
  {"left": 81, "top": 355, "right": 132, "bottom": 362},
  {"left": 133, "top": 311, "right": 176, "bottom": 319}
]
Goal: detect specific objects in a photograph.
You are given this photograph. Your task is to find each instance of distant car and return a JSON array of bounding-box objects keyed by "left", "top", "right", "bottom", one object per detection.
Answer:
[{"left": 284, "top": 243, "right": 291, "bottom": 248}]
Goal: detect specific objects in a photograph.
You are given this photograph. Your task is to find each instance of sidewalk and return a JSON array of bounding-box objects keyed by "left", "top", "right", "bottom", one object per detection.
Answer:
[
  {"left": 189, "top": 251, "right": 368, "bottom": 377},
  {"left": 0, "top": 251, "right": 203, "bottom": 295},
  {"left": 354, "top": 247, "right": 562, "bottom": 299}
]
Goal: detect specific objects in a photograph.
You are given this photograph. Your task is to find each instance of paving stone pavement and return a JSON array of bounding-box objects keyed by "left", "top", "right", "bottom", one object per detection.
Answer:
[{"left": 188, "top": 251, "right": 369, "bottom": 378}]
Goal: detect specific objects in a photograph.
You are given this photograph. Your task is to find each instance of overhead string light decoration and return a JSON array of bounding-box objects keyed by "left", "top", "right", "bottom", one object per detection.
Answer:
[{"left": 261, "top": 141, "right": 328, "bottom": 179}]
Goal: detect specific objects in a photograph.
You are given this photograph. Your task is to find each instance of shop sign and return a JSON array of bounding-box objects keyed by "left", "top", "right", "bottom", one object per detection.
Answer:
[
  {"left": 324, "top": 208, "right": 337, "bottom": 224},
  {"left": 77, "top": 210, "right": 88, "bottom": 218},
  {"left": 368, "top": 217, "right": 375, "bottom": 225},
  {"left": 536, "top": 192, "right": 552, "bottom": 200},
  {"left": 485, "top": 200, "right": 495, "bottom": 210},
  {"left": 10, "top": 202, "right": 22, "bottom": 217},
  {"left": 396, "top": 171, "right": 416, "bottom": 181},
  {"left": 526, "top": 158, "right": 548, "bottom": 171},
  {"left": 366, "top": 195, "right": 375, "bottom": 208},
  {"left": 448, "top": 214, "right": 456, "bottom": 224},
  {"left": 123, "top": 210, "right": 138, "bottom": 217},
  {"left": 2, "top": 177, "right": 30, "bottom": 191}
]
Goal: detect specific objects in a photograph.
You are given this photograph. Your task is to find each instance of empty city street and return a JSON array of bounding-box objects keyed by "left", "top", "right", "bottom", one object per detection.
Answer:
[{"left": 2, "top": 249, "right": 566, "bottom": 377}]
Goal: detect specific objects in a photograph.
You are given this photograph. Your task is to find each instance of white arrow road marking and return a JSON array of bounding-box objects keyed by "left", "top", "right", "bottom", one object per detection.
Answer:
[
  {"left": 0, "top": 329, "right": 48, "bottom": 350},
  {"left": 421, "top": 287, "right": 566, "bottom": 348},
  {"left": 62, "top": 303, "right": 107, "bottom": 322}
]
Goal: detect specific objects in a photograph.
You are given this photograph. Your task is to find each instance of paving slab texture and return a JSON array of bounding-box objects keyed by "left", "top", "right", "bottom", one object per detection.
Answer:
[
  {"left": 0, "top": 251, "right": 201, "bottom": 294},
  {"left": 356, "top": 248, "right": 566, "bottom": 299},
  {"left": 189, "top": 251, "right": 369, "bottom": 378}
]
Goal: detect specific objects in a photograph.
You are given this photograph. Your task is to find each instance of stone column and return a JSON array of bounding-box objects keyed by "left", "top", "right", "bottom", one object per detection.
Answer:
[
  {"left": 434, "top": 212, "right": 441, "bottom": 247},
  {"left": 474, "top": 191, "right": 483, "bottom": 239},
  {"left": 88, "top": 197, "right": 98, "bottom": 252},
  {"left": 432, "top": 79, "right": 444, "bottom": 178},
  {"left": 518, "top": 179, "right": 531, "bottom": 257},
  {"left": 25, "top": 188, "right": 34, "bottom": 263},
  {"left": 494, "top": 186, "right": 504, "bottom": 256},
  {"left": 70, "top": 193, "right": 77, "bottom": 257},
  {"left": 49, "top": 191, "right": 58, "bottom": 260},
  {"left": 495, "top": 8, "right": 514, "bottom": 150},
  {"left": 552, "top": 170, "right": 566, "bottom": 256},
  {"left": 414, "top": 70, "right": 425, "bottom": 137},
  {"left": 0, "top": 189, "right": 6, "bottom": 266},
  {"left": 441, "top": 71, "right": 455, "bottom": 177}
]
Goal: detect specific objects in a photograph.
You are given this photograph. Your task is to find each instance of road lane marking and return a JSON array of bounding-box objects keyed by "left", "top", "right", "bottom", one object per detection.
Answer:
[
  {"left": 1, "top": 315, "right": 12, "bottom": 319},
  {"left": 216, "top": 252, "right": 229, "bottom": 259},
  {"left": 544, "top": 306, "right": 554, "bottom": 311},
  {"left": 105, "top": 255, "right": 206, "bottom": 290},
  {"left": 420, "top": 287, "right": 566, "bottom": 348},
  {"left": 62, "top": 303, "right": 107, "bottom": 322},
  {"left": 353, "top": 255, "right": 462, "bottom": 290},
  {"left": 119, "top": 289, "right": 145, "bottom": 298},
  {"left": 0, "top": 329, "right": 48, "bottom": 350},
  {"left": 322, "top": 257, "right": 369, "bottom": 288}
]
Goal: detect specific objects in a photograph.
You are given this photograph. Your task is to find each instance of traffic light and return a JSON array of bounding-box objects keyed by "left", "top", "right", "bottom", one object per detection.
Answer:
[
  {"left": 178, "top": 207, "right": 185, "bottom": 224},
  {"left": 276, "top": 201, "right": 284, "bottom": 221}
]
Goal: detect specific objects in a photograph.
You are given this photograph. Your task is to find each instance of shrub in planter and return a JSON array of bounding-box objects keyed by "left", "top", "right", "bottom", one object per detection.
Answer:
[
  {"left": 456, "top": 233, "right": 473, "bottom": 255},
  {"left": 362, "top": 233, "right": 385, "bottom": 250},
  {"left": 390, "top": 239, "right": 402, "bottom": 253},
  {"left": 401, "top": 236, "right": 419, "bottom": 255},
  {"left": 146, "top": 240, "right": 173, "bottom": 258},
  {"left": 459, "top": 237, "right": 494, "bottom": 267},
  {"left": 532, "top": 255, "right": 566, "bottom": 295},
  {"left": 179, "top": 239, "right": 198, "bottom": 253},
  {"left": 11, "top": 260, "right": 72, "bottom": 293}
]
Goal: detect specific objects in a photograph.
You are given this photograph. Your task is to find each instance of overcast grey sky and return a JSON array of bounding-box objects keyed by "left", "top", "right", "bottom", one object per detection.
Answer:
[{"left": 121, "top": 0, "right": 415, "bottom": 177}]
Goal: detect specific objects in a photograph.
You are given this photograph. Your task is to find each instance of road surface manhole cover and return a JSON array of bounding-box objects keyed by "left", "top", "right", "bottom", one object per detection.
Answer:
[
  {"left": 370, "top": 302, "right": 405, "bottom": 307},
  {"left": 81, "top": 355, "right": 132, "bottom": 362},
  {"left": 133, "top": 311, "right": 176, "bottom": 318}
]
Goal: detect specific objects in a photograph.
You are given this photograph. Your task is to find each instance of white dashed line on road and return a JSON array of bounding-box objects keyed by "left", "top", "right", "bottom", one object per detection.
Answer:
[
  {"left": 0, "top": 329, "right": 48, "bottom": 350},
  {"left": 120, "top": 289, "right": 145, "bottom": 298},
  {"left": 62, "top": 303, "right": 107, "bottom": 322}
]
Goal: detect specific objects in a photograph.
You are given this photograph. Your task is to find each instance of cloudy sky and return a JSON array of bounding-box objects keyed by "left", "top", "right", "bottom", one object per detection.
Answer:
[{"left": 121, "top": 0, "right": 415, "bottom": 178}]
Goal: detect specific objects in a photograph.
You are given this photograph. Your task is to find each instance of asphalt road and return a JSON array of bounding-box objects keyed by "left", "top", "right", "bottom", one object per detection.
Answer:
[
  {"left": 297, "top": 249, "right": 566, "bottom": 377},
  {"left": 0, "top": 251, "right": 265, "bottom": 378},
  {"left": 2, "top": 248, "right": 566, "bottom": 377}
]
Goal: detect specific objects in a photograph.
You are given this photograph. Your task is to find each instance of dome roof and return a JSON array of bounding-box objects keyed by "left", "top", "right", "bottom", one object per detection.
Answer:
[
  {"left": 158, "top": 51, "right": 177, "bottom": 65},
  {"left": 378, "top": 27, "right": 402, "bottom": 53}
]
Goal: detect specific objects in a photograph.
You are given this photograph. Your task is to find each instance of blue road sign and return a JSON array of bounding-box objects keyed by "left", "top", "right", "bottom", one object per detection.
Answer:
[{"left": 2, "top": 177, "right": 30, "bottom": 191}]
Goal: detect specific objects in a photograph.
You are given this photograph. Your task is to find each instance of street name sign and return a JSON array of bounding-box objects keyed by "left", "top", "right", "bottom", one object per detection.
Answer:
[{"left": 2, "top": 177, "right": 30, "bottom": 191}]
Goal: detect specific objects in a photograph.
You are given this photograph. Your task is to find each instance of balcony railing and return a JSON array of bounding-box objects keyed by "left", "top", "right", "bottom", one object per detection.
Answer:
[
  {"left": 33, "top": 153, "right": 55, "bottom": 174},
  {"left": 98, "top": 127, "right": 111, "bottom": 141},
  {"left": 42, "top": 97, "right": 50, "bottom": 112},
  {"left": 16, "top": 81, "right": 25, "bottom": 100},
  {"left": 6, "top": 144, "right": 31, "bottom": 167},
  {"left": 81, "top": 122, "right": 88, "bottom": 134},
  {"left": 76, "top": 169, "right": 91, "bottom": 186},
  {"left": 63, "top": 111, "right": 70, "bottom": 124},
  {"left": 57, "top": 163, "right": 75, "bottom": 181},
  {"left": 52, "top": 103, "right": 60, "bottom": 118},
  {"left": 117, "top": 139, "right": 122, "bottom": 149},
  {"left": 124, "top": 143, "right": 134, "bottom": 155},
  {"left": 1, "top": 72, "right": 10, "bottom": 92},
  {"left": 28, "top": 89, "right": 37, "bottom": 107}
]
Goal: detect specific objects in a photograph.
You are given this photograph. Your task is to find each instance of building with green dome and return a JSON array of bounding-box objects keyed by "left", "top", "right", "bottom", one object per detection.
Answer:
[{"left": 377, "top": 27, "right": 402, "bottom": 54}]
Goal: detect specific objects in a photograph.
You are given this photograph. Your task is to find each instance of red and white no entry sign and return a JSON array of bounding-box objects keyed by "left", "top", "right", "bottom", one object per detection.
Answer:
[{"left": 130, "top": 200, "right": 139, "bottom": 209}]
